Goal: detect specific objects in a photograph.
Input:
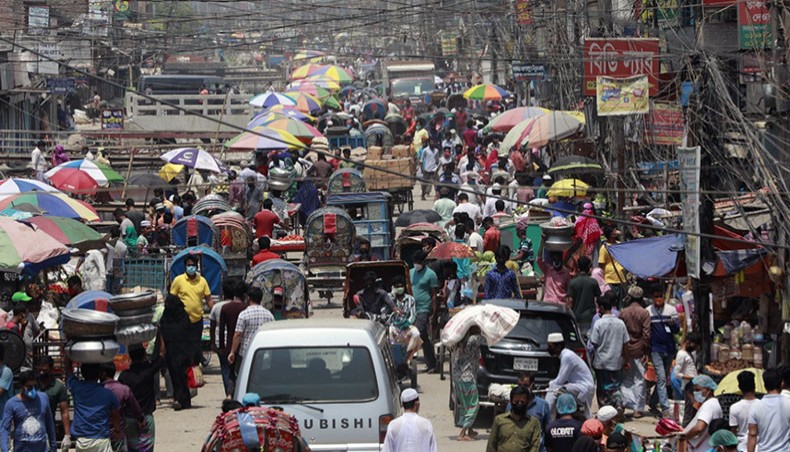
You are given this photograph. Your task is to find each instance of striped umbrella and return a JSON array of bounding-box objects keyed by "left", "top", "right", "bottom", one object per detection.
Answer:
[
  {"left": 290, "top": 64, "right": 325, "bottom": 80},
  {"left": 292, "top": 76, "right": 341, "bottom": 91},
  {"left": 292, "top": 49, "right": 325, "bottom": 62},
  {"left": 257, "top": 105, "right": 314, "bottom": 122},
  {"left": 0, "top": 217, "right": 70, "bottom": 274},
  {"left": 516, "top": 112, "right": 585, "bottom": 149},
  {"left": 224, "top": 127, "right": 304, "bottom": 151},
  {"left": 160, "top": 148, "right": 228, "bottom": 173},
  {"left": 248, "top": 115, "right": 323, "bottom": 143},
  {"left": 286, "top": 92, "right": 323, "bottom": 114},
  {"left": 310, "top": 65, "right": 353, "bottom": 83},
  {"left": 287, "top": 83, "right": 332, "bottom": 99},
  {"left": 47, "top": 170, "right": 100, "bottom": 194},
  {"left": 0, "top": 193, "right": 99, "bottom": 222},
  {"left": 23, "top": 216, "right": 105, "bottom": 251},
  {"left": 486, "top": 107, "right": 550, "bottom": 133},
  {"left": 45, "top": 160, "right": 124, "bottom": 187},
  {"left": 248, "top": 92, "right": 296, "bottom": 108},
  {"left": 0, "top": 179, "right": 61, "bottom": 197},
  {"left": 463, "top": 83, "right": 510, "bottom": 101}
]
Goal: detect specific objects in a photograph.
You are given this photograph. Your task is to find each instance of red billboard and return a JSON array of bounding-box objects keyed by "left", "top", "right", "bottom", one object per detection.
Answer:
[{"left": 583, "top": 38, "right": 660, "bottom": 96}]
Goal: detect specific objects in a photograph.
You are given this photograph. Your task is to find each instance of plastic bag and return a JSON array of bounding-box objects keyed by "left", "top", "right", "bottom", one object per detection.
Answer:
[{"left": 187, "top": 365, "right": 205, "bottom": 388}]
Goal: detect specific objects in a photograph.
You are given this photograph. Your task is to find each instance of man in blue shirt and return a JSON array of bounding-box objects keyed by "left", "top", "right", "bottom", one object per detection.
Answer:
[
  {"left": 0, "top": 345, "right": 12, "bottom": 422},
  {"left": 65, "top": 358, "right": 121, "bottom": 452},
  {"left": 410, "top": 250, "right": 439, "bottom": 372},
  {"left": 647, "top": 296, "right": 679, "bottom": 418},
  {"left": 0, "top": 370, "right": 56, "bottom": 452}
]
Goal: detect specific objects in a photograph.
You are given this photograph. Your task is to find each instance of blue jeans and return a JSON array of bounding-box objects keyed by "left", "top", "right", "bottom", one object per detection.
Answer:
[
  {"left": 218, "top": 352, "right": 235, "bottom": 397},
  {"left": 651, "top": 351, "right": 673, "bottom": 410}
]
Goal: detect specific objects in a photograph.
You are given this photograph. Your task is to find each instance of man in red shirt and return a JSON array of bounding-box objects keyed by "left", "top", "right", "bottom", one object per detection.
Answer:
[
  {"left": 251, "top": 237, "right": 281, "bottom": 266},
  {"left": 482, "top": 216, "right": 501, "bottom": 252},
  {"left": 253, "top": 199, "right": 280, "bottom": 238},
  {"left": 462, "top": 120, "right": 477, "bottom": 151}
]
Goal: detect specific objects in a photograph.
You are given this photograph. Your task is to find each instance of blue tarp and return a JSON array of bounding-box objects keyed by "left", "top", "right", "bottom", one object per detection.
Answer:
[
  {"left": 606, "top": 234, "right": 684, "bottom": 279},
  {"left": 716, "top": 248, "right": 768, "bottom": 274}
]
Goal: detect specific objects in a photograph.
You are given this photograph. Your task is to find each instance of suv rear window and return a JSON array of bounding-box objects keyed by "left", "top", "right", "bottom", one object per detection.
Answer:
[
  {"left": 247, "top": 347, "right": 378, "bottom": 403},
  {"left": 506, "top": 313, "right": 579, "bottom": 349}
]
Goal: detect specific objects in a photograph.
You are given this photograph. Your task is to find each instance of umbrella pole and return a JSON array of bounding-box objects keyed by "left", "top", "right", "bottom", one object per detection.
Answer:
[{"left": 120, "top": 147, "right": 136, "bottom": 200}]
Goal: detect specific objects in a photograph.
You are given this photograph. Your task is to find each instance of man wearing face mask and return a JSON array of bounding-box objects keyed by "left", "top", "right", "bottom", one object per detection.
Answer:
[
  {"left": 169, "top": 255, "right": 213, "bottom": 365},
  {"left": 410, "top": 250, "right": 439, "bottom": 373},
  {"left": 0, "top": 370, "right": 56, "bottom": 452},
  {"left": 682, "top": 375, "right": 722, "bottom": 452},
  {"left": 546, "top": 333, "right": 595, "bottom": 419},
  {"left": 352, "top": 272, "right": 396, "bottom": 319},
  {"left": 486, "top": 385, "right": 541, "bottom": 452},
  {"left": 35, "top": 356, "right": 71, "bottom": 451}
]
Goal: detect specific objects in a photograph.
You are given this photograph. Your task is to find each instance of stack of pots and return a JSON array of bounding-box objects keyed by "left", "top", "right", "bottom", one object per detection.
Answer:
[
  {"left": 61, "top": 309, "right": 122, "bottom": 363},
  {"left": 109, "top": 291, "right": 158, "bottom": 346},
  {"left": 539, "top": 221, "right": 575, "bottom": 252}
]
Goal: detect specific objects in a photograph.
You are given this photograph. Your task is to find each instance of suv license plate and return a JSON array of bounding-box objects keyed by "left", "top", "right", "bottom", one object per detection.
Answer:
[{"left": 513, "top": 357, "right": 539, "bottom": 371}]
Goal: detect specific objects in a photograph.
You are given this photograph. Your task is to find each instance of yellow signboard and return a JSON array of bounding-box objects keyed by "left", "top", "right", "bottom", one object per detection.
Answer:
[{"left": 596, "top": 75, "right": 649, "bottom": 116}]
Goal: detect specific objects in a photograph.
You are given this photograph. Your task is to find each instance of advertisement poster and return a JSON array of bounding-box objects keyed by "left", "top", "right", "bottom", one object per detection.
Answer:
[
  {"left": 514, "top": 0, "right": 534, "bottom": 25},
  {"left": 647, "top": 102, "right": 685, "bottom": 145},
  {"left": 583, "top": 38, "right": 660, "bottom": 96},
  {"left": 101, "top": 109, "right": 124, "bottom": 130},
  {"left": 738, "top": 0, "right": 771, "bottom": 49},
  {"left": 678, "top": 146, "right": 701, "bottom": 278},
  {"left": 596, "top": 75, "right": 649, "bottom": 116}
]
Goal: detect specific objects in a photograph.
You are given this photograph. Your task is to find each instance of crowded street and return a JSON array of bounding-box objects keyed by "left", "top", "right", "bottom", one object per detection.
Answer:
[{"left": 1, "top": 1, "right": 790, "bottom": 451}]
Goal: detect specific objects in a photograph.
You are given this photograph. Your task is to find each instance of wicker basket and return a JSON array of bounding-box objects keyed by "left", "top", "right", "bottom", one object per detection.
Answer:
[{"left": 109, "top": 292, "right": 157, "bottom": 312}]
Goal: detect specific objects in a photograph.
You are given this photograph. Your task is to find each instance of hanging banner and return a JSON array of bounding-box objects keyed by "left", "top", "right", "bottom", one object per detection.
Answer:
[
  {"left": 656, "top": 0, "right": 680, "bottom": 27},
  {"left": 738, "top": 0, "right": 771, "bottom": 49},
  {"left": 678, "top": 146, "right": 701, "bottom": 278},
  {"left": 514, "top": 0, "right": 534, "bottom": 25},
  {"left": 113, "top": 0, "right": 131, "bottom": 21},
  {"left": 441, "top": 33, "right": 458, "bottom": 57},
  {"left": 596, "top": 75, "right": 649, "bottom": 116},
  {"left": 584, "top": 38, "right": 660, "bottom": 96},
  {"left": 646, "top": 102, "right": 684, "bottom": 145}
]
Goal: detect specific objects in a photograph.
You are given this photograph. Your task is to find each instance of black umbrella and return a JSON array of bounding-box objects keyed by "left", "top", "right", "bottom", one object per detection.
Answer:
[
  {"left": 548, "top": 155, "right": 603, "bottom": 174},
  {"left": 127, "top": 173, "right": 170, "bottom": 188},
  {"left": 395, "top": 209, "right": 443, "bottom": 227}
]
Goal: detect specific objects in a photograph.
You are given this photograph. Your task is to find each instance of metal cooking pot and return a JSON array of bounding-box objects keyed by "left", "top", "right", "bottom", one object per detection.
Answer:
[
  {"left": 61, "top": 309, "right": 119, "bottom": 339},
  {"left": 115, "top": 323, "right": 157, "bottom": 346},
  {"left": 65, "top": 339, "right": 121, "bottom": 363},
  {"left": 109, "top": 292, "right": 156, "bottom": 312},
  {"left": 268, "top": 167, "right": 294, "bottom": 191},
  {"left": 115, "top": 311, "right": 155, "bottom": 326},
  {"left": 539, "top": 223, "right": 574, "bottom": 252}
]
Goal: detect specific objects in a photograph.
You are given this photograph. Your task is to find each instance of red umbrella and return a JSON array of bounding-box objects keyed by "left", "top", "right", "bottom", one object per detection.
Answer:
[
  {"left": 427, "top": 242, "right": 475, "bottom": 259},
  {"left": 47, "top": 169, "right": 100, "bottom": 194}
]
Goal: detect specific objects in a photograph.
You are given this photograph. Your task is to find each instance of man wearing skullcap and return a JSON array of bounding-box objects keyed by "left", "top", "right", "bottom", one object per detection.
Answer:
[{"left": 619, "top": 285, "right": 651, "bottom": 418}]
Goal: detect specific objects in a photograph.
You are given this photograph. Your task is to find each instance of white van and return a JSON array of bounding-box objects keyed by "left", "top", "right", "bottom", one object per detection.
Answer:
[{"left": 234, "top": 319, "right": 402, "bottom": 451}]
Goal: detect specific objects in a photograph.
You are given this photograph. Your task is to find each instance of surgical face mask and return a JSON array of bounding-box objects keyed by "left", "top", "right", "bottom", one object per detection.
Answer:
[
  {"left": 693, "top": 390, "right": 706, "bottom": 404},
  {"left": 511, "top": 402, "right": 527, "bottom": 416},
  {"left": 24, "top": 387, "right": 37, "bottom": 400},
  {"left": 393, "top": 287, "right": 405, "bottom": 295},
  {"left": 414, "top": 264, "right": 424, "bottom": 271},
  {"left": 186, "top": 265, "right": 197, "bottom": 276}
]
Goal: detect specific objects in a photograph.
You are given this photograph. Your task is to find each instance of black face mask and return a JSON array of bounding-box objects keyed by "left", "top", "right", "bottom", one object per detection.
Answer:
[{"left": 511, "top": 403, "right": 527, "bottom": 416}]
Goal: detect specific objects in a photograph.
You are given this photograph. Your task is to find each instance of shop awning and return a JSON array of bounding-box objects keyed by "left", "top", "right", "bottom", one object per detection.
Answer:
[{"left": 606, "top": 234, "right": 684, "bottom": 279}]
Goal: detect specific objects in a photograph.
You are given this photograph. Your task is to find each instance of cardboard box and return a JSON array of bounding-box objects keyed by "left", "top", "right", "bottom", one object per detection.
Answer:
[
  {"left": 364, "top": 158, "right": 414, "bottom": 190},
  {"left": 392, "top": 145, "right": 411, "bottom": 158},
  {"left": 367, "top": 146, "right": 382, "bottom": 160}
]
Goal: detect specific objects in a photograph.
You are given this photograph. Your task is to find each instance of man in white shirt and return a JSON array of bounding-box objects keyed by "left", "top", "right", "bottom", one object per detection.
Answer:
[
  {"left": 31, "top": 141, "right": 47, "bottom": 181},
  {"left": 546, "top": 333, "right": 595, "bottom": 418},
  {"left": 483, "top": 184, "right": 509, "bottom": 218},
  {"left": 747, "top": 369, "right": 790, "bottom": 452},
  {"left": 453, "top": 193, "right": 482, "bottom": 226},
  {"left": 729, "top": 371, "right": 759, "bottom": 452},
  {"left": 381, "top": 388, "right": 437, "bottom": 452},
  {"left": 465, "top": 218, "right": 484, "bottom": 252},
  {"left": 683, "top": 375, "right": 723, "bottom": 452},
  {"left": 782, "top": 366, "right": 790, "bottom": 398},
  {"left": 418, "top": 139, "right": 439, "bottom": 201}
]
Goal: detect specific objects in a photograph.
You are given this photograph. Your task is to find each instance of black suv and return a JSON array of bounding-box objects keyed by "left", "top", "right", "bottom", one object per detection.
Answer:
[{"left": 475, "top": 300, "right": 590, "bottom": 400}]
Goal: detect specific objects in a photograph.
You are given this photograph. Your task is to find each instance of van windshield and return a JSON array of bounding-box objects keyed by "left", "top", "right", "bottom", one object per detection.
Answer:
[
  {"left": 247, "top": 347, "right": 378, "bottom": 403},
  {"left": 391, "top": 78, "right": 434, "bottom": 97}
]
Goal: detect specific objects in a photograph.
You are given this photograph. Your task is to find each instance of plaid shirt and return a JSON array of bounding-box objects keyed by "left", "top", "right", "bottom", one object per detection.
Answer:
[{"left": 235, "top": 305, "right": 274, "bottom": 357}]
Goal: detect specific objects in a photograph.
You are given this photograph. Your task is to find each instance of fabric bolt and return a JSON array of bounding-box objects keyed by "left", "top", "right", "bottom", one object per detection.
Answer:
[
  {"left": 235, "top": 305, "right": 275, "bottom": 357},
  {"left": 381, "top": 412, "right": 437, "bottom": 452}
]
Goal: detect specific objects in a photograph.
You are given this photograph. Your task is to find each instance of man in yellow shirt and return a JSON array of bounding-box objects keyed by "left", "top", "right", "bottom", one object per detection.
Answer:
[
  {"left": 598, "top": 226, "right": 627, "bottom": 308},
  {"left": 169, "top": 255, "right": 213, "bottom": 362}
]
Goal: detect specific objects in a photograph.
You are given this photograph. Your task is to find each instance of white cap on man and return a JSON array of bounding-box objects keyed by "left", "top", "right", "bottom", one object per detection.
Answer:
[
  {"left": 547, "top": 333, "right": 564, "bottom": 343},
  {"left": 596, "top": 405, "right": 618, "bottom": 422},
  {"left": 401, "top": 388, "right": 419, "bottom": 404}
]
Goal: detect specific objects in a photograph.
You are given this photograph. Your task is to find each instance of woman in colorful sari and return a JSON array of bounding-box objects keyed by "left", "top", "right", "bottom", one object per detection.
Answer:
[{"left": 451, "top": 326, "right": 483, "bottom": 441}]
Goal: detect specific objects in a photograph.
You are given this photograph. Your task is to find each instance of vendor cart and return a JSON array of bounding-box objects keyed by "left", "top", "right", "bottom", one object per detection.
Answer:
[
  {"left": 246, "top": 259, "right": 309, "bottom": 319},
  {"left": 326, "top": 192, "right": 394, "bottom": 261},
  {"left": 303, "top": 207, "right": 356, "bottom": 304},
  {"left": 362, "top": 154, "right": 415, "bottom": 214}
]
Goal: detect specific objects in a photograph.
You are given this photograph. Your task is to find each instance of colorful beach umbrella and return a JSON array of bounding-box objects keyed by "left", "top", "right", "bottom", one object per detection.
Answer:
[
  {"left": 47, "top": 170, "right": 100, "bottom": 194},
  {"left": 322, "top": 95, "right": 342, "bottom": 110},
  {"left": 160, "top": 148, "right": 228, "bottom": 173},
  {"left": 293, "top": 76, "right": 341, "bottom": 91},
  {"left": 249, "top": 115, "right": 323, "bottom": 143},
  {"left": 248, "top": 92, "right": 296, "bottom": 108},
  {"left": 0, "top": 217, "right": 70, "bottom": 274},
  {"left": 285, "top": 92, "right": 323, "bottom": 114},
  {"left": 0, "top": 179, "right": 61, "bottom": 197},
  {"left": 287, "top": 83, "right": 332, "bottom": 99},
  {"left": 23, "top": 216, "right": 105, "bottom": 251},
  {"left": 45, "top": 160, "right": 124, "bottom": 187},
  {"left": 292, "top": 49, "right": 325, "bottom": 62},
  {"left": 257, "top": 105, "right": 314, "bottom": 122},
  {"left": 310, "top": 65, "right": 353, "bottom": 83},
  {"left": 486, "top": 107, "right": 550, "bottom": 133},
  {"left": 224, "top": 127, "right": 304, "bottom": 151},
  {"left": 0, "top": 193, "right": 99, "bottom": 222},
  {"left": 463, "top": 83, "right": 510, "bottom": 101},
  {"left": 290, "top": 64, "right": 325, "bottom": 80},
  {"left": 0, "top": 209, "right": 35, "bottom": 220}
]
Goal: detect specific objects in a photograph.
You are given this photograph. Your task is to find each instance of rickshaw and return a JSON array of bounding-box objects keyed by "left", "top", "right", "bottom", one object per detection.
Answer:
[
  {"left": 192, "top": 195, "right": 232, "bottom": 218},
  {"left": 209, "top": 211, "right": 252, "bottom": 254},
  {"left": 303, "top": 207, "right": 356, "bottom": 304},
  {"left": 172, "top": 215, "right": 220, "bottom": 249},
  {"left": 394, "top": 222, "right": 449, "bottom": 267},
  {"left": 326, "top": 168, "right": 367, "bottom": 195},
  {"left": 384, "top": 113, "right": 407, "bottom": 143},
  {"left": 170, "top": 246, "right": 228, "bottom": 364},
  {"left": 326, "top": 192, "right": 394, "bottom": 261},
  {"left": 246, "top": 259, "right": 310, "bottom": 319},
  {"left": 363, "top": 122, "right": 394, "bottom": 149},
  {"left": 325, "top": 125, "right": 365, "bottom": 150},
  {"left": 342, "top": 260, "right": 417, "bottom": 388}
]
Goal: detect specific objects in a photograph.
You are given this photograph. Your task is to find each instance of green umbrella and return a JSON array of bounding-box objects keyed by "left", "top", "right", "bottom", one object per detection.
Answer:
[{"left": 23, "top": 216, "right": 105, "bottom": 251}]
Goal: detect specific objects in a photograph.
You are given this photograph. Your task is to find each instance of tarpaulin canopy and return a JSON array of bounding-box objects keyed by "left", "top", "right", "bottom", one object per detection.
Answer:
[{"left": 606, "top": 234, "right": 684, "bottom": 279}]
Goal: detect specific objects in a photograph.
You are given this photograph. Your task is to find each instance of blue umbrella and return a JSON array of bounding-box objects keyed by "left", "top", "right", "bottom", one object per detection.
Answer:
[
  {"left": 160, "top": 148, "right": 228, "bottom": 173},
  {"left": 248, "top": 92, "right": 296, "bottom": 108},
  {"left": 256, "top": 106, "right": 313, "bottom": 122}
]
